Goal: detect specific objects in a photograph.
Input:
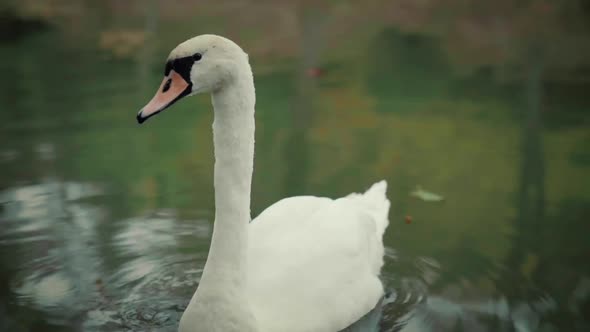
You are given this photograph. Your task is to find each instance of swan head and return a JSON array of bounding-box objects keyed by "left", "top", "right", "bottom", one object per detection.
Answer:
[{"left": 137, "top": 34, "right": 249, "bottom": 124}]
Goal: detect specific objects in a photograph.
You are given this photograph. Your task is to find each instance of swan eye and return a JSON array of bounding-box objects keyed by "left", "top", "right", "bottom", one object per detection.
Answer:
[
  {"left": 164, "top": 61, "right": 173, "bottom": 76},
  {"left": 193, "top": 53, "right": 202, "bottom": 61}
]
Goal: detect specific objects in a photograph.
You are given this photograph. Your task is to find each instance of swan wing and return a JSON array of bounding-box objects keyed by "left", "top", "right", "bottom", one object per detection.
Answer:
[{"left": 247, "top": 181, "right": 390, "bottom": 332}]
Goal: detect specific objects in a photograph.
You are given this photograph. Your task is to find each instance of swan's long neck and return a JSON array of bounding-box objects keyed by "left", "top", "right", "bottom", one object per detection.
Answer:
[{"left": 197, "top": 66, "right": 255, "bottom": 298}]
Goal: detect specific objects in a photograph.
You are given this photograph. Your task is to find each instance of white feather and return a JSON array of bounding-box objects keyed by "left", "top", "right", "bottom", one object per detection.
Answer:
[{"left": 247, "top": 182, "right": 390, "bottom": 331}]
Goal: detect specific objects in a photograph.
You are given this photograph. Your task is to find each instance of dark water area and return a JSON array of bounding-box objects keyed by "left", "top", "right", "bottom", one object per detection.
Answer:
[{"left": 1, "top": 5, "right": 589, "bottom": 332}]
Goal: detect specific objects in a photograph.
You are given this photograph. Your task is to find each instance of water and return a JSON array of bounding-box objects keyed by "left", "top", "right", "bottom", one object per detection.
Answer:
[{"left": 1, "top": 10, "right": 589, "bottom": 332}]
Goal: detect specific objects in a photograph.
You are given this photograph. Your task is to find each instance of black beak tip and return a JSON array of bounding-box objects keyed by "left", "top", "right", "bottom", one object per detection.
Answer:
[{"left": 136, "top": 112, "right": 145, "bottom": 124}]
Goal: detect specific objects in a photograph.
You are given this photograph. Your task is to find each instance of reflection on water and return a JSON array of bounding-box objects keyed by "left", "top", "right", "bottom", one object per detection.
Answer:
[
  {"left": 1, "top": 6, "right": 589, "bottom": 332},
  {"left": 1, "top": 167, "right": 588, "bottom": 331},
  {"left": 0, "top": 180, "right": 212, "bottom": 331},
  {"left": 1, "top": 181, "right": 103, "bottom": 310}
]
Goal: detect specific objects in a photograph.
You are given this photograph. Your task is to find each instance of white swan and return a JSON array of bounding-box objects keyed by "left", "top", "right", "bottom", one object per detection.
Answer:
[{"left": 136, "top": 34, "right": 390, "bottom": 332}]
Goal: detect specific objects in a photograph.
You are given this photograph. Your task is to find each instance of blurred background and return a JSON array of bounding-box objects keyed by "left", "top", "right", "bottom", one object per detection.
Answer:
[{"left": 1, "top": 0, "right": 589, "bottom": 331}]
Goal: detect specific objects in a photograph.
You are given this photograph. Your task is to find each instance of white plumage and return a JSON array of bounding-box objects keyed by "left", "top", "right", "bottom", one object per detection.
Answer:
[
  {"left": 248, "top": 181, "right": 390, "bottom": 331},
  {"left": 137, "top": 34, "right": 390, "bottom": 332}
]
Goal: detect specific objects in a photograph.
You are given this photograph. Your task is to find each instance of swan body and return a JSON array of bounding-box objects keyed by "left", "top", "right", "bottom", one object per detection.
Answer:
[
  {"left": 136, "top": 34, "right": 390, "bottom": 332},
  {"left": 248, "top": 183, "right": 389, "bottom": 332}
]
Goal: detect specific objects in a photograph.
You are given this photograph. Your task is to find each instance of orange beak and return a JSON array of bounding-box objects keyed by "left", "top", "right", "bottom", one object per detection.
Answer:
[{"left": 137, "top": 70, "right": 191, "bottom": 124}]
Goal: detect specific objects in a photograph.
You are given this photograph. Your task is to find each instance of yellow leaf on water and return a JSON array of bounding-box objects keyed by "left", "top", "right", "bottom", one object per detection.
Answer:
[{"left": 410, "top": 185, "right": 445, "bottom": 202}]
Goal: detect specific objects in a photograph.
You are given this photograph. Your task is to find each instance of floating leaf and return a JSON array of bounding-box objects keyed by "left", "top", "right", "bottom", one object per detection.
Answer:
[
  {"left": 410, "top": 185, "right": 445, "bottom": 202},
  {"left": 404, "top": 215, "right": 413, "bottom": 224}
]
